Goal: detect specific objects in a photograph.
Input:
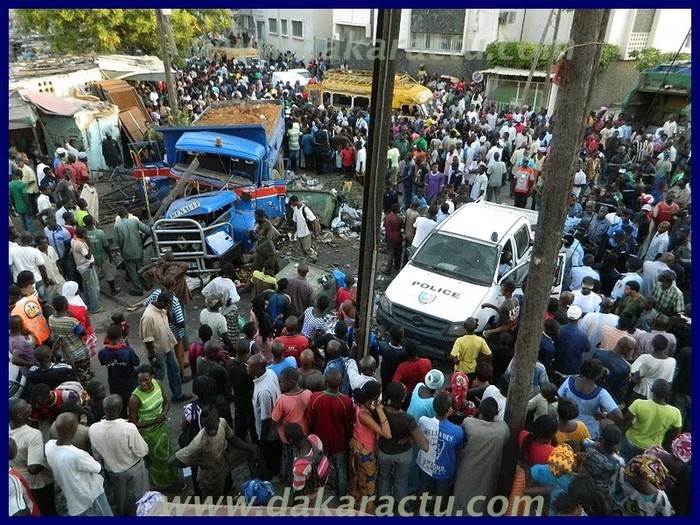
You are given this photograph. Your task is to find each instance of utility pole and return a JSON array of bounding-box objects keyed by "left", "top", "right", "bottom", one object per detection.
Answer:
[
  {"left": 542, "top": 9, "right": 562, "bottom": 110},
  {"left": 521, "top": 9, "right": 554, "bottom": 107},
  {"left": 354, "top": 9, "right": 401, "bottom": 358},
  {"left": 155, "top": 9, "right": 180, "bottom": 123},
  {"left": 497, "top": 8, "right": 611, "bottom": 496}
]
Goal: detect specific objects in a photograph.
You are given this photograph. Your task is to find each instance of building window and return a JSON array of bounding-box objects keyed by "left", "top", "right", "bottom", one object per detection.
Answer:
[
  {"left": 336, "top": 24, "right": 368, "bottom": 43},
  {"left": 268, "top": 18, "right": 278, "bottom": 35},
  {"left": 292, "top": 20, "right": 303, "bottom": 39},
  {"left": 625, "top": 31, "right": 650, "bottom": 59},
  {"left": 409, "top": 32, "right": 462, "bottom": 53},
  {"left": 499, "top": 11, "right": 517, "bottom": 25},
  {"left": 281, "top": 19, "right": 288, "bottom": 36}
]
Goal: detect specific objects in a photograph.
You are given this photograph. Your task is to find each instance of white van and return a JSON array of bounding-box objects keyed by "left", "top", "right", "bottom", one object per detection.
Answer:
[
  {"left": 271, "top": 70, "right": 309, "bottom": 88},
  {"left": 376, "top": 200, "right": 563, "bottom": 359}
]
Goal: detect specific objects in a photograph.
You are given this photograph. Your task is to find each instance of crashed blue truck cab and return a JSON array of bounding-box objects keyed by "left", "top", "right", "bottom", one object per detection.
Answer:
[{"left": 151, "top": 100, "right": 287, "bottom": 273}]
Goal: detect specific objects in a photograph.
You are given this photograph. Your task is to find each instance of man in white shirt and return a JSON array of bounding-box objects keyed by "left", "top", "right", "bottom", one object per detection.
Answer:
[
  {"left": 610, "top": 257, "right": 644, "bottom": 301},
  {"left": 411, "top": 205, "right": 438, "bottom": 249},
  {"left": 201, "top": 262, "right": 241, "bottom": 316},
  {"left": 572, "top": 161, "right": 588, "bottom": 200},
  {"left": 345, "top": 356, "right": 379, "bottom": 391},
  {"left": 661, "top": 115, "right": 678, "bottom": 138},
  {"left": 36, "top": 184, "right": 53, "bottom": 219},
  {"left": 247, "top": 354, "right": 282, "bottom": 474},
  {"left": 643, "top": 221, "right": 671, "bottom": 261},
  {"left": 289, "top": 195, "right": 319, "bottom": 262},
  {"left": 10, "top": 231, "right": 52, "bottom": 299},
  {"left": 466, "top": 104, "right": 479, "bottom": 123},
  {"left": 45, "top": 413, "right": 112, "bottom": 516},
  {"left": 89, "top": 395, "right": 149, "bottom": 516},
  {"left": 470, "top": 165, "right": 488, "bottom": 201},
  {"left": 577, "top": 298, "right": 619, "bottom": 350},
  {"left": 570, "top": 254, "right": 600, "bottom": 291},
  {"left": 571, "top": 276, "right": 602, "bottom": 314},
  {"left": 500, "top": 118, "right": 516, "bottom": 145}
]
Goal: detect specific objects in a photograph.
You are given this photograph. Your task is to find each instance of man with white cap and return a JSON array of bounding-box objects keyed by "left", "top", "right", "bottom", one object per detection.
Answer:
[
  {"left": 53, "top": 148, "right": 68, "bottom": 171},
  {"left": 552, "top": 305, "right": 590, "bottom": 386}
]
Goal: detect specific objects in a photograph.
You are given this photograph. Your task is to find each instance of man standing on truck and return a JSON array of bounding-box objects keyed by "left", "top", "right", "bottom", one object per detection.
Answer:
[{"left": 289, "top": 196, "right": 319, "bottom": 263}]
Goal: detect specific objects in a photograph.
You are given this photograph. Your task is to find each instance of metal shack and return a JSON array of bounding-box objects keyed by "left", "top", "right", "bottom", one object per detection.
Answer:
[{"left": 19, "top": 90, "right": 121, "bottom": 171}]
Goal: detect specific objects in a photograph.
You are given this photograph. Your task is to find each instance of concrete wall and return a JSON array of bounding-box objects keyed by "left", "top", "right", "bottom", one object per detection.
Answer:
[
  {"left": 649, "top": 9, "right": 691, "bottom": 53},
  {"left": 588, "top": 60, "right": 641, "bottom": 110},
  {"left": 327, "top": 38, "right": 486, "bottom": 80}
]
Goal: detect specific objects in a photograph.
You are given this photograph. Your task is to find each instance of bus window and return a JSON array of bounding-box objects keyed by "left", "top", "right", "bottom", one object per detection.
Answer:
[
  {"left": 333, "top": 93, "right": 352, "bottom": 108},
  {"left": 322, "top": 92, "right": 331, "bottom": 106},
  {"left": 400, "top": 105, "right": 417, "bottom": 116},
  {"left": 354, "top": 96, "right": 370, "bottom": 109}
]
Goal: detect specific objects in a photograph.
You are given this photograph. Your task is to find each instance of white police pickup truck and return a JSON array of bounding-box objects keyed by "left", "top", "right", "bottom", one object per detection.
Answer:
[{"left": 376, "top": 200, "right": 564, "bottom": 359}]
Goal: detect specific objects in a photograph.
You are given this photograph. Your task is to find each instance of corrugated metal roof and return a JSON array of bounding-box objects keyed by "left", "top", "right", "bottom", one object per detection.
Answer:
[{"left": 479, "top": 67, "right": 550, "bottom": 79}]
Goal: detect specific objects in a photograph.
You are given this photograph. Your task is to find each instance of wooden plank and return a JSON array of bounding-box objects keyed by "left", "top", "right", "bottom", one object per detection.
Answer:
[{"left": 119, "top": 108, "right": 146, "bottom": 142}]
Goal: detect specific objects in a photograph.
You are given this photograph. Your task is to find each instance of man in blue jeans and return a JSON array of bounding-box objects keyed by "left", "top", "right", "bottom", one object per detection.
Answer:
[{"left": 139, "top": 291, "right": 191, "bottom": 402}]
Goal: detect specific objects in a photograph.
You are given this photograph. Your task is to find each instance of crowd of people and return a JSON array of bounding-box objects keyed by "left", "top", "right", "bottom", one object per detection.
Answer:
[{"left": 8, "top": 43, "right": 691, "bottom": 517}]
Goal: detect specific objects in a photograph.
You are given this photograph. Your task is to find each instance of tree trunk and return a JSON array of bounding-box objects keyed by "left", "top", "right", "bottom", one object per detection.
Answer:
[
  {"left": 497, "top": 9, "right": 611, "bottom": 496},
  {"left": 155, "top": 9, "right": 180, "bottom": 121},
  {"left": 149, "top": 158, "right": 199, "bottom": 224},
  {"left": 542, "top": 9, "right": 562, "bottom": 110},
  {"left": 354, "top": 10, "right": 401, "bottom": 358}
]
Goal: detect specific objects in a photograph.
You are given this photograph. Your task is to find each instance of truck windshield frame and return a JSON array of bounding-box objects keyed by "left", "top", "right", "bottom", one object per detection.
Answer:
[
  {"left": 411, "top": 232, "right": 499, "bottom": 286},
  {"left": 182, "top": 152, "right": 257, "bottom": 182}
]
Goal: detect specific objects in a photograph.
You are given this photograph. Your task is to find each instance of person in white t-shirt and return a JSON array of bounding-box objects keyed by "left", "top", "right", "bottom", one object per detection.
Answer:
[
  {"left": 289, "top": 195, "right": 319, "bottom": 262},
  {"left": 45, "top": 413, "right": 112, "bottom": 516},
  {"left": 571, "top": 277, "right": 603, "bottom": 314},
  {"left": 411, "top": 205, "right": 438, "bottom": 249}
]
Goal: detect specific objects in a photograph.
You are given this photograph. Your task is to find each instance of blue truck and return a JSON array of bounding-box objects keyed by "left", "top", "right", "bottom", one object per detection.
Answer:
[{"left": 150, "top": 99, "right": 288, "bottom": 273}]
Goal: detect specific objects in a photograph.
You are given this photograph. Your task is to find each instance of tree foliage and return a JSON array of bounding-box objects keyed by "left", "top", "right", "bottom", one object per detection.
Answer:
[
  {"left": 485, "top": 41, "right": 619, "bottom": 73},
  {"left": 629, "top": 47, "right": 692, "bottom": 72},
  {"left": 16, "top": 9, "right": 231, "bottom": 57}
]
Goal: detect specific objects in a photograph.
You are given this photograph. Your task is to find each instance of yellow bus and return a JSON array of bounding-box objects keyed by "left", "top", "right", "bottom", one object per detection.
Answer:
[{"left": 306, "top": 70, "right": 436, "bottom": 118}]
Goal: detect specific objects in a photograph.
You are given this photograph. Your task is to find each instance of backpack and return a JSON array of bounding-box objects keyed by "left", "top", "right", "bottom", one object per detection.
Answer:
[
  {"left": 178, "top": 402, "right": 202, "bottom": 448},
  {"left": 301, "top": 205, "right": 319, "bottom": 233},
  {"left": 294, "top": 436, "right": 332, "bottom": 491}
]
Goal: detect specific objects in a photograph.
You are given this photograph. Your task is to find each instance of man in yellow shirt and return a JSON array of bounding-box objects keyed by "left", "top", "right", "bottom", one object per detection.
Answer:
[{"left": 450, "top": 317, "right": 492, "bottom": 378}]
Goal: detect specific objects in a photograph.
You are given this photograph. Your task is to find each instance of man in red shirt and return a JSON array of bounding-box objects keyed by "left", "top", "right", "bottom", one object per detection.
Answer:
[
  {"left": 334, "top": 274, "right": 354, "bottom": 310},
  {"left": 651, "top": 194, "right": 678, "bottom": 231},
  {"left": 382, "top": 202, "right": 405, "bottom": 274},
  {"left": 392, "top": 340, "right": 432, "bottom": 403},
  {"left": 305, "top": 368, "right": 354, "bottom": 497},
  {"left": 65, "top": 154, "right": 90, "bottom": 192},
  {"left": 340, "top": 144, "right": 355, "bottom": 178},
  {"left": 274, "top": 316, "right": 310, "bottom": 367}
]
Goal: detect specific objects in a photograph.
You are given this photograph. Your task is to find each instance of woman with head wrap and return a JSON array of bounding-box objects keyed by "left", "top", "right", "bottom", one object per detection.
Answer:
[
  {"left": 62, "top": 281, "right": 97, "bottom": 358},
  {"left": 610, "top": 454, "right": 674, "bottom": 516},
  {"left": 644, "top": 432, "right": 691, "bottom": 515},
  {"left": 526, "top": 443, "right": 578, "bottom": 515}
]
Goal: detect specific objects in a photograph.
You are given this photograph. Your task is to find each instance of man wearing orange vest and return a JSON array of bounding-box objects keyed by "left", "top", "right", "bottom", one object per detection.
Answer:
[
  {"left": 11, "top": 271, "right": 51, "bottom": 346},
  {"left": 512, "top": 158, "right": 536, "bottom": 209}
]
